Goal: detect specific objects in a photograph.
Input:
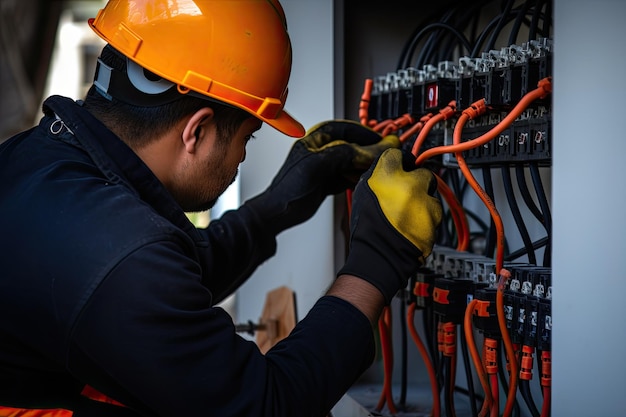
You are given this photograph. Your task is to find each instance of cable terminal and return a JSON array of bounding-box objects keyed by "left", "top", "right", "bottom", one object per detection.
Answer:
[
  {"left": 420, "top": 113, "right": 434, "bottom": 123},
  {"left": 537, "top": 77, "right": 552, "bottom": 98},
  {"left": 540, "top": 350, "right": 552, "bottom": 387},
  {"left": 519, "top": 345, "right": 535, "bottom": 381},
  {"left": 439, "top": 101, "right": 457, "bottom": 120},
  {"left": 462, "top": 98, "right": 487, "bottom": 120},
  {"left": 443, "top": 322, "right": 457, "bottom": 357},
  {"left": 484, "top": 337, "right": 498, "bottom": 374},
  {"left": 474, "top": 299, "right": 491, "bottom": 318}
]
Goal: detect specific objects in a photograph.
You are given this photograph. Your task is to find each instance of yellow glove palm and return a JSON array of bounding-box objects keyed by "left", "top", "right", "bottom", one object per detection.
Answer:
[{"left": 338, "top": 148, "right": 443, "bottom": 303}]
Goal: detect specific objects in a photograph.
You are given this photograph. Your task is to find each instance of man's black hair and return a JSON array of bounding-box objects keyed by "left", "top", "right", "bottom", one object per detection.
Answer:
[{"left": 83, "top": 45, "right": 251, "bottom": 149}]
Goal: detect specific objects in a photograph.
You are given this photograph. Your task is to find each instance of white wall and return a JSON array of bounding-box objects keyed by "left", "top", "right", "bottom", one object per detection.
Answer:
[
  {"left": 552, "top": 1, "right": 626, "bottom": 415},
  {"left": 236, "top": 0, "right": 337, "bottom": 326}
]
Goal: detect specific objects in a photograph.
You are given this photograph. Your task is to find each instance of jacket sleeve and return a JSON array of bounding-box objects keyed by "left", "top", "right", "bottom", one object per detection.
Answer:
[
  {"left": 197, "top": 203, "right": 278, "bottom": 304},
  {"left": 68, "top": 239, "right": 375, "bottom": 417}
]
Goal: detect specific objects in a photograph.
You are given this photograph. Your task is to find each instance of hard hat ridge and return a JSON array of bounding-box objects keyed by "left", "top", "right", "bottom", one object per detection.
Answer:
[{"left": 89, "top": 0, "right": 305, "bottom": 137}]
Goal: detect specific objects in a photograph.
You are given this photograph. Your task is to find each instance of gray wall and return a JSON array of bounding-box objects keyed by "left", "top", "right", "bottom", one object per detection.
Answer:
[
  {"left": 552, "top": 0, "right": 626, "bottom": 415},
  {"left": 236, "top": 0, "right": 338, "bottom": 326}
]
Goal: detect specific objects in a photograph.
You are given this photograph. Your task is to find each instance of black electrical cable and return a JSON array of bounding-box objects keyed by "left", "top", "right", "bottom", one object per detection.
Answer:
[
  {"left": 423, "top": 307, "right": 440, "bottom": 377},
  {"left": 413, "top": 8, "right": 459, "bottom": 68},
  {"left": 528, "top": 0, "right": 543, "bottom": 41},
  {"left": 439, "top": 210, "right": 453, "bottom": 247},
  {"left": 432, "top": 0, "right": 486, "bottom": 63},
  {"left": 439, "top": 171, "right": 461, "bottom": 248},
  {"left": 471, "top": 14, "right": 506, "bottom": 57},
  {"left": 408, "top": 23, "right": 473, "bottom": 68},
  {"left": 536, "top": 348, "right": 543, "bottom": 393},
  {"left": 437, "top": 351, "right": 446, "bottom": 394},
  {"left": 433, "top": 3, "right": 481, "bottom": 63},
  {"left": 445, "top": 215, "right": 459, "bottom": 249},
  {"left": 497, "top": 340, "right": 521, "bottom": 417},
  {"left": 519, "top": 379, "right": 540, "bottom": 417},
  {"left": 436, "top": 34, "right": 459, "bottom": 64},
  {"left": 515, "top": 164, "right": 545, "bottom": 224},
  {"left": 542, "top": 0, "right": 552, "bottom": 38},
  {"left": 508, "top": 0, "right": 533, "bottom": 45},
  {"left": 454, "top": 386, "right": 485, "bottom": 402},
  {"left": 481, "top": 167, "right": 498, "bottom": 258},
  {"left": 431, "top": 0, "right": 494, "bottom": 65},
  {"left": 464, "top": 209, "right": 490, "bottom": 235},
  {"left": 444, "top": 355, "right": 456, "bottom": 417},
  {"left": 448, "top": 169, "right": 463, "bottom": 200},
  {"left": 459, "top": 324, "right": 479, "bottom": 417},
  {"left": 501, "top": 165, "right": 537, "bottom": 265},
  {"left": 471, "top": 3, "right": 537, "bottom": 58},
  {"left": 397, "top": 6, "right": 458, "bottom": 69},
  {"left": 485, "top": 0, "right": 516, "bottom": 52},
  {"left": 505, "top": 236, "right": 549, "bottom": 262},
  {"left": 529, "top": 162, "right": 551, "bottom": 267},
  {"left": 399, "top": 299, "right": 408, "bottom": 406},
  {"left": 528, "top": 164, "right": 551, "bottom": 231}
]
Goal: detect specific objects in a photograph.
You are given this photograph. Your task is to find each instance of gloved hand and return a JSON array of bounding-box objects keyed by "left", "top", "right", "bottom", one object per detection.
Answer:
[
  {"left": 337, "top": 148, "right": 443, "bottom": 304},
  {"left": 245, "top": 120, "right": 399, "bottom": 235}
]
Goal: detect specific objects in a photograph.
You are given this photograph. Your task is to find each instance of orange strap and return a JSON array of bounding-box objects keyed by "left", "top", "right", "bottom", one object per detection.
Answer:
[
  {"left": 0, "top": 385, "right": 126, "bottom": 417},
  {"left": 0, "top": 406, "right": 72, "bottom": 417},
  {"left": 80, "top": 386, "right": 125, "bottom": 407}
]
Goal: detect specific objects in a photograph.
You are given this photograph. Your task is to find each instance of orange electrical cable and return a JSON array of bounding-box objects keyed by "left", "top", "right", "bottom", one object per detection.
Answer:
[
  {"left": 453, "top": 104, "right": 518, "bottom": 417},
  {"left": 376, "top": 306, "right": 397, "bottom": 415},
  {"left": 490, "top": 373, "right": 499, "bottom": 417},
  {"left": 414, "top": 78, "right": 552, "bottom": 166},
  {"left": 399, "top": 113, "right": 432, "bottom": 143},
  {"left": 434, "top": 174, "right": 469, "bottom": 252},
  {"left": 443, "top": 322, "right": 458, "bottom": 417},
  {"left": 376, "top": 314, "right": 388, "bottom": 410},
  {"left": 540, "top": 351, "right": 552, "bottom": 417},
  {"left": 345, "top": 188, "right": 353, "bottom": 217},
  {"left": 464, "top": 300, "right": 492, "bottom": 417},
  {"left": 451, "top": 109, "right": 504, "bottom": 268},
  {"left": 541, "top": 386, "right": 551, "bottom": 417},
  {"left": 411, "top": 101, "right": 457, "bottom": 157},
  {"left": 483, "top": 338, "right": 499, "bottom": 417},
  {"left": 442, "top": 84, "right": 557, "bottom": 417},
  {"left": 447, "top": 82, "right": 552, "bottom": 417},
  {"left": 407, "top": 303, "right": 440, "bottom": 417},
  {"left": 372, "top": 119, "right": 394, "bottom": 133},
  {"left": 359, "top": 78, "right": 374, "bottom": 126},
  {"left": 497, "top": 270, "right": 517, "bottom": 417},
  {"left": 382, "top": 113, "right": 414, "bottom": 136}
]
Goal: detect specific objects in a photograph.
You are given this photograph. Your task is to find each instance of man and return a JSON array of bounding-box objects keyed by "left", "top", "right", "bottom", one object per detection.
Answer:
[{"left": 0, "top": 1, "right": 442, "bottom": 416}]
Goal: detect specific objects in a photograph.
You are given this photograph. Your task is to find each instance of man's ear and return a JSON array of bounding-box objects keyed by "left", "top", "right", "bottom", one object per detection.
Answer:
[{"left": 181, "top": 107, "right": 214, "bottom": 154}]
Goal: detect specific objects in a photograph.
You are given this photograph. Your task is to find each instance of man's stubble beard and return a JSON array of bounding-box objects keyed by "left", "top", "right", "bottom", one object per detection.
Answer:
[{"left": 172, "top": 150, "right": 239, "bottom": 213}]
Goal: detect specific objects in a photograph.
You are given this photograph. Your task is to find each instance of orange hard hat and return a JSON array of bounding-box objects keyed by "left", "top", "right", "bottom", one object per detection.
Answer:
[{"left": 89, "top": 0, "right": 304, "bottom": 138}]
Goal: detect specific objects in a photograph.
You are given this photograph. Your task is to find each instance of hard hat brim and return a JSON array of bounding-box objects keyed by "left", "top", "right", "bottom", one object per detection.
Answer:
[{"left": 262, "top": 109, "right": 305, "bottom": 138}]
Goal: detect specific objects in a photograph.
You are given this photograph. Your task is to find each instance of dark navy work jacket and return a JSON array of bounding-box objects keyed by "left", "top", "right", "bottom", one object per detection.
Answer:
[{"left": 0, "top": 96, "right": 374, "bottom": 417}]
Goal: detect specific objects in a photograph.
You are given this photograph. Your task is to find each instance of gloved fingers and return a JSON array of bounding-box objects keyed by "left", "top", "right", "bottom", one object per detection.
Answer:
[
  {"left": 350, "top": 134, "right": 400, "bottom": 170},
  {"left": 368, "top": 149, "right": 439, "bottom": 199},
  {"left": 366, "top": 148, "right": 443, "bottom": 256},
  {"left": 303, "top": 119, "right": 382, "bottom": 149},
  {"left": 319, "top": 135, "right": 400, "bottom": 189}
]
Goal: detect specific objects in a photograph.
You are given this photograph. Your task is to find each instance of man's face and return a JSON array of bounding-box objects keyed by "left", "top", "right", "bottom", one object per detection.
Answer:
[{"left": 175, "top": 117, "right": 261, "bottom": 212}]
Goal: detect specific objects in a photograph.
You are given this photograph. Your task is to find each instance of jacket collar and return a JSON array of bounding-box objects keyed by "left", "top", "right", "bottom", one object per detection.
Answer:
[{"left": 42, "top": 95, "right": 207, "bottom": 245}]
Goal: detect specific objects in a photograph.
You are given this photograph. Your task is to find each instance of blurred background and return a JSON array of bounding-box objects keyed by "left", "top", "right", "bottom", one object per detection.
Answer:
[{"left": 0, "top": 0, "right": 106, "bottom": 141}]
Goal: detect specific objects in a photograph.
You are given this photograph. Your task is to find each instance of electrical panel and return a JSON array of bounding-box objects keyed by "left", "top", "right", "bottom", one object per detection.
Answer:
[{"left": 337, "top": 1, "right": 553, "bottom": 416}]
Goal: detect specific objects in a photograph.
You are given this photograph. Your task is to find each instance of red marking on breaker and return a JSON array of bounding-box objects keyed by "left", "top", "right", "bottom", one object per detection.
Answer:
[{"left": 426, "top": 83, "right": 438, "bottom": 108}]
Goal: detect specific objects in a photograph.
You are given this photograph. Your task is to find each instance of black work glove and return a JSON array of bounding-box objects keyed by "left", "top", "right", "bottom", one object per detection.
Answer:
[
  {"left": 245, "top": 120, "right": 399, "bottom": 235},
  {"left": 337, "top": 148, "right": 443, "bottom": 304}
]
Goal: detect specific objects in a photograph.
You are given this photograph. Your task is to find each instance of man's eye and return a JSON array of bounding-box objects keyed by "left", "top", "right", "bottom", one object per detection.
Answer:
[{"left": 245, "top": 134, "right": 256, "bottom": 142}]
